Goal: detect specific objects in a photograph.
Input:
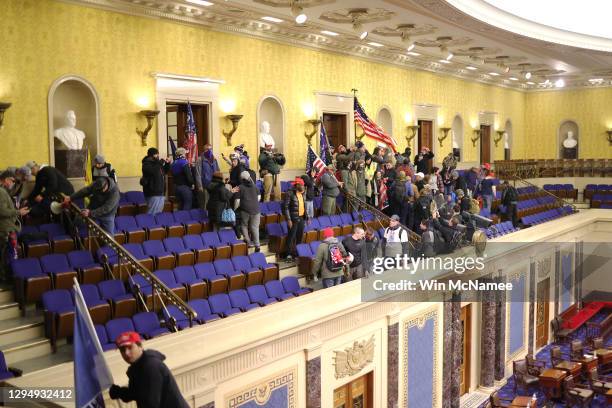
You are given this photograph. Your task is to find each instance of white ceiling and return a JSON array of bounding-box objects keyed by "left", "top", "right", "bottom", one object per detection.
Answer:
[{"left": 67, "top": 0, "right": 612, "bottom": 90}]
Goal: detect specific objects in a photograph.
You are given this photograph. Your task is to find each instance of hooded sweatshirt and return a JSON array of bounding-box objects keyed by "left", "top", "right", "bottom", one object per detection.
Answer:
[
  {"left": 70, "top": 177, "right": 120, "bottom": 218},
  {"left": 110, "top": 349, "right": 189, "bottom": 408}
]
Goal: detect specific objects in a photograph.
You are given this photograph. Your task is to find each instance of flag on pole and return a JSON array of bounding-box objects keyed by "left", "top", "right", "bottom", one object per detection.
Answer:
[
  {"left": 168, "top": 136, "right": 177, "bottom": 160},
  {"left": 74, "top": 279, "right": 113, "bottom": 408},
  {"left": 354, "top": 98, "right": 398, "bottom": 152},
  {"left": 184, "top": 102, "right": 198, "bottom": 164},
  {"left": 319, "top": 120, "right": 332, "bottom": 165},
  {"left": 84, "top": 147, "right": 93, "bottom": 207},
  {"left": 378, "top": 178, "right": 389, "bottom": 210},
  {"left": 306, "top": 145, "right": 327, "bottom": 177}
]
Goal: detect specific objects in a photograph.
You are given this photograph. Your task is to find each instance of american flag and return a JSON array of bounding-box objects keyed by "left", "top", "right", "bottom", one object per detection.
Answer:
[
  {"left": 354, "top": 98, "right": 397, "bottom": 152},
  {"left": 306, "top": 145, "right": 327, "bottom": 176},
  {"left": 184, "top": 101, "right": 198, "bottom": 164},
  {"left": 379, "top": 178, "right": 389, "bottom": 210},
  {"left": 319, "top": 120, "right": 332, "bottom": 165}
]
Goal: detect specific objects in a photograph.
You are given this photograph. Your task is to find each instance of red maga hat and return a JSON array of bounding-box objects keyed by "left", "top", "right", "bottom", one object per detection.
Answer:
[
  {"left": 115, "top": 331, "right": 141, "bottom": 348},
  {"left": 293, "top": 177, "right": 305, "bottom": 185}
]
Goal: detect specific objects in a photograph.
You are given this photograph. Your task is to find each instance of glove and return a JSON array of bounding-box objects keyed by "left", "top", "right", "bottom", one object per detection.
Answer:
[{"left": 109, "top": 384, "right": 121, "bottom": 399}]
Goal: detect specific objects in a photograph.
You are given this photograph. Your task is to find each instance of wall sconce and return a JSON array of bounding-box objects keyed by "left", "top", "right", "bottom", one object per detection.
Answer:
[
  {"left": 356, "top": 132, "right": 366, "bottom": 141},
  {"left": 405, "top": 125, "right": 419, "bottom": 145},
  {"left": 222, "top": 114, "right": 243, "bottom": 146},
  {"left": 304, "top": 119, "right": 321, "bottom": 145},
  {"left": 0, "top": 102, "right": 12, "bottom": 129},
  {"left": 471, "top": 129, "right": 482, "bottom": 146},
  {"left": 136, "top": 110, "right": 160, "bottom": 146},
  {"left": 438, "top": 127, "right": 451, "bottom": 147},
  {"left": 494, "top": 130, "right": 505, "bottom": 147},
  {"left": 606, "top": 129, "right": 612, "bottom": 145}
]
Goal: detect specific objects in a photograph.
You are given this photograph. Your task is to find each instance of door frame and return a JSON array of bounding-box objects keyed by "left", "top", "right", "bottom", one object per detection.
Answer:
[
  {"left": 333, "top": 371, "right": 373, "bottom": 408},
  {"left": 414, "top": 104, "right": 439, "bottom": 165},
  {"left": 460, "top": 304, "right": 472, "bottom": 396},
  {"left": 322, "top": 112, "right": 349, "bottom": 151},
  {"left": 315, "top": 91, "right": 355, "bottom": 150}
]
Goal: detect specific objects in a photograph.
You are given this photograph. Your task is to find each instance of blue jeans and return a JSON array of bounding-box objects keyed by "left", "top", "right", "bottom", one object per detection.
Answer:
[
  {"left": 323, "top": 277, "right": 342, "bottom": 288},
  {"left": 175, "top": 185, "right": 193, "bottom": 211},
  {"left": 146, "top": 196, "right": 165, "bottom": 215},
  {"left": 95, "top": 214, "right": 115, "bottom": 236}
]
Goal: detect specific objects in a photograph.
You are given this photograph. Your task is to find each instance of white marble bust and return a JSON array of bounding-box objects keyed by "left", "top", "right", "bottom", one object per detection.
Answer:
[
  {"left": 54, "top": 110, "right": 85, "bottom": 150},
  {"left": 259, "top": 120, "right": 275, "bottom": 149},
  {"left": 504, "top": 133, "right": 509, "bottom": 149},
  {"left": 563, "top": 131, "right": 577, "bottom": 149},
  {"left": 451, "top": 130, "right": 459, "bottom": 149}
]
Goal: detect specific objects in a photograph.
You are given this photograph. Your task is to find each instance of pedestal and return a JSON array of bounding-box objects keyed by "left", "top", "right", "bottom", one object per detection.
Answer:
[
  {"left": 562, "top": 147, "right": 577, "bottom": 159},
  {"left": 55, "top": 149, "right": 86, "bottom": 178}
]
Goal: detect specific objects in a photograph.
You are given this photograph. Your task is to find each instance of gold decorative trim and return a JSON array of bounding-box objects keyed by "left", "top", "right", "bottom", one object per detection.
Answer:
[
  {"left": 333, "top": 335, "right": 375, "bottom": 379},
  {"left": 537, "top": 256, "right": 552, "bottom": 279},
  {"left": 403, "top": 307, "right": 440, "bottom": 407},
  {"left": 226, "top": 366, "right": 297, "bottom": 408}
]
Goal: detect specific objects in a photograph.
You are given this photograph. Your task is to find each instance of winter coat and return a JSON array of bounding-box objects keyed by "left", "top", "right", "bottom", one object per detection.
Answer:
[
  {"left": 171, "top": 158, "right": 194, "bottom": 187},
  {"left": 70, "top": 177, "right": 120, "bottom": 218},
  {"left": 194, "top": 155, "right": 220, "bottom": 190},
  {"left": 414, "top": 151, "right": 434, "bottom": 174},
  {"left": 237, "top": 179, "right": 260, "bottom": 215},
  {"left": 301, "top": 174, "right": 319, "bottom": 201},
  {"left": 28, "top": 166, "right": 74, "bottom": 201},
  {"left": 206, "top": 179, "right": 232, "bottom": 223},
  {"left": 0, "top": 187, "right": 19, "bottom": 235},
  {"left": 229, "top": 163, "right": 246, "bottom": 188},
  {"left": 258, "top": 151, "right": 280, "bottom": 175},
  {"left": 321, "top": 172, "right": 340, "bottom": 198},
  {"left": 141, "top": 156, "right": 169, "bottom": 197},
  {"left": 312, "top": 237, "right": 348, "bottom": 280},
  {"left": 92, "top": 163, "right": 117, "bottom": 183},
  {"left": 342, "top": 235, "right": 365, "bottom": 267},
  {"left": 282, "top": 188, "right": 307, "bottom": 221},
  {"left": 109, "top": 350, "right": 189, "bottom": 408}
]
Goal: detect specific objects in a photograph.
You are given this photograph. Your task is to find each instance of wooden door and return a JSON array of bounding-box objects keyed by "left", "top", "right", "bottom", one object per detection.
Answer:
[
  {"left": 333, "top": 372, "right": 373, "bottom": 408},
  {"left": 418, "top": 120, "right": 433, "bottom": 151},
  {"left": 536, "top": 278, "right": 550, "bottom": 349},
  {"left": 323, "top": 113, "right": 348, "bottom": 149},
  {"left": 460, "top": 304, "right": 471, "bottom": 396},
  {"left": 480, "top": 125, "right": 491, "bottom": 164}
]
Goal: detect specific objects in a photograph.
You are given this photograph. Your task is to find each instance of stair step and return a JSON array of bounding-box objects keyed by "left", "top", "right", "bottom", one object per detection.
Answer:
[
  {"left": 0, "top": 286, "right": 14, "bottom": 304},
  {"left": 0, "top": 316, "right": 44, "bottom": 347},
  {"left": 10, "top": 344, "right": 73, "bottom": 375},
  {"left": 279, "top": 265, "right": 299, "bottom": 279},
  {"left": 0, "top": 302, "right": 21, "bottom": 321},
  {"left": 3, "top": 337, "right": 54, "bottom": 366}
]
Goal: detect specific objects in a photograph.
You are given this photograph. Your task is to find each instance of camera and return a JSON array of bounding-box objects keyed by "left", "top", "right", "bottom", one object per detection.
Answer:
[{"left": 273, "top": 153, "right": 286, "bottom": 166}]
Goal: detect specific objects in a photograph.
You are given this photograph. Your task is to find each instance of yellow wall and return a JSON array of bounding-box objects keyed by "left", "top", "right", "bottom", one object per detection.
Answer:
[
  {"left": 525, "top": 88, "right": 612, "bottom": 159},
  {"left": 1, "top": 0, "right": 607, "bottom": 178}
]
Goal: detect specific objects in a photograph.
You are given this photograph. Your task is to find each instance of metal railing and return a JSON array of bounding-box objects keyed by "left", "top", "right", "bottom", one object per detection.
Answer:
[
  {"left": 508, "top": 175, "right": 577, "bottom": 213},
  {"left": 61, "top": 198, "right": 197, "bottom": 327}
]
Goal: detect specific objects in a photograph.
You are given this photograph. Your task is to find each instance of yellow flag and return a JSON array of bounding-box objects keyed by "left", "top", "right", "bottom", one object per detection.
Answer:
[{"left": 85, "top": 147, "right": 93, "bottom": 185}]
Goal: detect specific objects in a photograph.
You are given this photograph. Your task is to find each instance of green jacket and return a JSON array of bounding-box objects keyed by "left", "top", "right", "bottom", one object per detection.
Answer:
[
  {"left": 0, "top": 187, "right": 19, "bottom": 235},
  {"left": 258, "top": 151, "right": 280, "bottom": 175},
  {"left": 312, "top": 238, "right": 348, "bottom": 280}
]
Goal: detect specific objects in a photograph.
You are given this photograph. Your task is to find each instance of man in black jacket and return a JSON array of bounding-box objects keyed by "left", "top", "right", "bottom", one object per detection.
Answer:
[
  {"left": 25, "top": 163, "right": 74, "bottom": 218},
  {"left": 234, "top": 171, "right": 261, "bottom": 252},
  {"left": 64, "top": 176, "right": 120, "bottom": 235},
  {"left": 501, "top": 180, "right": 519, "bottom": 227},
  {"left": 283, "top": 177, "right": 307, "bottom": 261},
  {"left": 141, "top": 148, "right": 171, "bottom": 215},
  {"left": 414, "top": 147, "right": 434, "bottom": 174},
  {"left": 342, "top": 227, "right": 366, "bottom": 280},
  {"left": 109, "top": 331, "right": 189, "bottom": 408}
]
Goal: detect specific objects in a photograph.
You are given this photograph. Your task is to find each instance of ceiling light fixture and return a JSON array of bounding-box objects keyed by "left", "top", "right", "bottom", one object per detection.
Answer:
[
  {"left": 509, "top": 77, "right": 518, "bottom": 81},
  {"left": 466, "top": 66, "right": 477, "bottom": 70},
  {"left": 439, "top": 59, "right": 451, "bottom": 64},
  {"left": 368, "top": 42, "right": 383, "bottom": 47},
  {"left": 555, "top": 79, "right": 565, "bottom": 88},
  {"left": 446, "top": 52, "right": 454, "bottom": 61},
  {"left": 525, "top": 72, "right": 532, "bottom": 79},
  {"left": 589, "top": 78, "right": 603, "bottom": 83},
  {"left": 186, "top": 0, "right": 214, "bottom": 5},
  {"left": 489, "top": 72, "right": 500, "bottom": 76},
  {"left": 359, "top": 31, "right": 369, "bottom": 40},
  {"left": 261, "top": 16, "right": 283, "bottom": 23},
  {"left": 321, "top": 30, "right": 339, "bottom": 36},
  {"left": 291, "top": 3, "right": 307, "bottom": 24},
  {"left": 406, "top": 43, "right": 415, "bottom": 52},
  {"left": 295, "top": 13, "right": 307, "bottom": 24},
  {"left": 526, "top": 81, "right": 535, "bottom": 85},
  {"left": 407, "top": 51, "right": 421, "bottom": 56}
]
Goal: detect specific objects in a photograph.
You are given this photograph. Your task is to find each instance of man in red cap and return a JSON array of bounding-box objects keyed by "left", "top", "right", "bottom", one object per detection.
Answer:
[
  {"left": 312, "top": 227, "right": 349, "bottom": 287},
  {"left": 109, "top": 331, "right": 189, "bottom": 408},
  {"left": 282, "top": 177, "right": 308, "bottom": 261}
]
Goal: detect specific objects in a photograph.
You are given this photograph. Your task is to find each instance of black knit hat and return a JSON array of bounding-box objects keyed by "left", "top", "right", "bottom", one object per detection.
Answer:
[{"left": 147, "top": 147, "right": 159, "bottom": 157}]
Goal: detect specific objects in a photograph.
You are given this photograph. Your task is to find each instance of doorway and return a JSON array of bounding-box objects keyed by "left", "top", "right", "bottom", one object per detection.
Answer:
[
  {"left": 536, "top": 278, "right": 550, "bottom": 349},
  {"left": 460, "top": 304, "right": 472, "bottom": 396},
  {"left": 333, "top": 371, "right": 373, "bottom": 408},
  {"left": 323, "top": 113, "right": 348, "bottom": 149},
  {"left": 165, "top": 102, "right": 210, "bottom": 198},
  {"left": 480, "top": 125, "right": 491, "bottom": 164},
  {"left": 418, "top": 120, "right": 434, "bottom": 173}
]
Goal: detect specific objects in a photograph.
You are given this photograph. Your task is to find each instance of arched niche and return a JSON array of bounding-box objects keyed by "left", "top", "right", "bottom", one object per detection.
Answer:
[
  {"left": 451, "top": 114, "right": 463, "bottom": 161},
  {"left": 504, "top": 119, "right": 513, "bottom": 160},
  {"left": 376, "top": 106, "right": 393, "bottom": 136},
  {"left": 558, "top": 120, "right": 579, "bottom": 159},
  {"left": 48, "top": 75, "right": 100, "bottom": 178},
  {"left": 256, "top": 95, "right": 285, "bottom": 156}
]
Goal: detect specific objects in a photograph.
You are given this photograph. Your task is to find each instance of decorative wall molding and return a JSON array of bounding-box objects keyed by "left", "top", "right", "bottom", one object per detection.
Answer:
[{"left": 333, "top": 335, "right": 376, "bottom": 379}]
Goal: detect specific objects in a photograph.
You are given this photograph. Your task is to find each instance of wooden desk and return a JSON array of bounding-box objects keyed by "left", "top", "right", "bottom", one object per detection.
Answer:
[
  {"left": 606, "top": 388, "right": 612, "bottom": 405},
  {"left": 595, "top": 348, "right": 612, "bottom": 365},
  {"left": 572, "top": 355, "right": 598, "bottom": 374},
  {"left": 510, "top": 396, "right": 536, "bottom": 407},
  {"left": 539, "top": 368, "right": 567, "bottom": 400},
  {"left": 555, "top": 361, "right": 582, "bottom": 378}
]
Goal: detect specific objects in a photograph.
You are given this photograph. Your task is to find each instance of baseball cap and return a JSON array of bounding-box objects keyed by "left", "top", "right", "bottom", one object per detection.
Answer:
[
  {"left": 390, "top": 214, "right": 400, "bottom": 221},
  {"left": 115, "top": 331, "right": 141, "bottom": 347},
  {"left": 293, "top": 177, "right": 305, "bottom": 185},
  {"left": 322, "top": 227, "right": 334, "bottom": 239},
  {"left": 415, "top": 172, "right": 425, "bottom": 179}
]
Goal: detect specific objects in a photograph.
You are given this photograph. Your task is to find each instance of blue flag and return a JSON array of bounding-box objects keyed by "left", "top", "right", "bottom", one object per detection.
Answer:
[
  {"left": 319, "top": 120, "right": 332, "bottom": 165},
  {"left": 168, "top": 135, "right": 177, "bottom": 160},
  {"left": 74, "top": 279, "right": 113, "bottom": 408}
]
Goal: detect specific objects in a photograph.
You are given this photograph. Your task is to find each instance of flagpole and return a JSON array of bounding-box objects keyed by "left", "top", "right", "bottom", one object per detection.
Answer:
[
  {"left": 320, "top": 120, "right": 334, "bottom": 165},
  {"left": 351, "top": 88, "right": 358, "bottom": 145}
]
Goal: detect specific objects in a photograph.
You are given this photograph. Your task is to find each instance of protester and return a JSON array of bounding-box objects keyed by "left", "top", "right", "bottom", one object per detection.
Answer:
[
  {"left": 109, "top": 331, "right": 189, "bottom": 408},
  {"left": 480, "top": 169, "right": 496, "bottom": 212},
  {"left": 414, "top": 147, "right": 434, "bottom": 173},
  {"left": 282, "top": 177, "right": 307, "bottom": 261},
  {"left": 342, "top": 227, "right": 366, "bottom": 281},
  {"left": 312, "top": 227, "right": 349, "bottom": 288},
  {"left": 301, "top": 167, "right": 319, "bottom": 220},
  {"left": 363, "top": 227, "right": 379, "bottom": 276},
  {"left": 194, "top": 144, "right": 219, "bottom": 209},
  {"left": 258, "top": 144, "right": 282, "bottom": 202},
  {"left": 501, "top": 180, "right": 519, "bottom": 227},
  {"left": 206, "top": 172, "right": 232, "bottom": 230},
  {"left": 321, "top": 165, "right": 341, "bottom": 215},
  {"left": 92, "top": 154, "right": 117, "bottom": 183},
  {"left": 234, "top": 171, "right": 260, "bottom": 252},
  {"left": 171, "top": 147, "right": 195, "bottom": 211},
  {"left": 382, "top": 215, "right": 410, "bottom": 258},
  {"left": 65, "top": 176, "right": 120, "bottom": 235},
  {"left": 141, "top": 148, "right": 171, "bottom": 215},
  {"left": 0, "top": 171, "right": 29, "bottom": 281},
  {"left": 25, "top": 162, "right": 74, "bottom": 217}
]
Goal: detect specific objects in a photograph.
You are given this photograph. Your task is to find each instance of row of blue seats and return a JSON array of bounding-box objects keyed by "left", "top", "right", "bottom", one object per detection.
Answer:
[
  {"left": 585, "top": 184, "right": 612, "bottom": 191},
  {"left": 591, "top": 194, "right": 612, "bottom": 201},
  {"left": 521, "top": 206, "right": 574, "bottom": 226},
  {"left": 516, "top": 196, "right": 557, "bottom": 210},
  {"left": 114, "top": 210, "right": 209, "bottom": 241},
  {"left": 543, "top": 184, "right": 575, "bottom": 191},
  {"left": 480, "top": 221, "right": 519, "bottom": 239}
]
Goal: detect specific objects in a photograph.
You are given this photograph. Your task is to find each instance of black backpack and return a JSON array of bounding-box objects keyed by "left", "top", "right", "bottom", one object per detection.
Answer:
[
  {"left": 325, "top": 242, "right": 345, "bottom": 272},
  {"left": 505, "top": 186, "right": 518, "bottom": 203}
]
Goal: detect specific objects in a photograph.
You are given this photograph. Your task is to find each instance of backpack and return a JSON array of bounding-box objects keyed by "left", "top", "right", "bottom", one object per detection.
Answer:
[
  {"left": 325, "top": 242, "right": 345, "bottom": 272},
  {"left": 505, "top": 186, "right": 518, "bottom": 203}
]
